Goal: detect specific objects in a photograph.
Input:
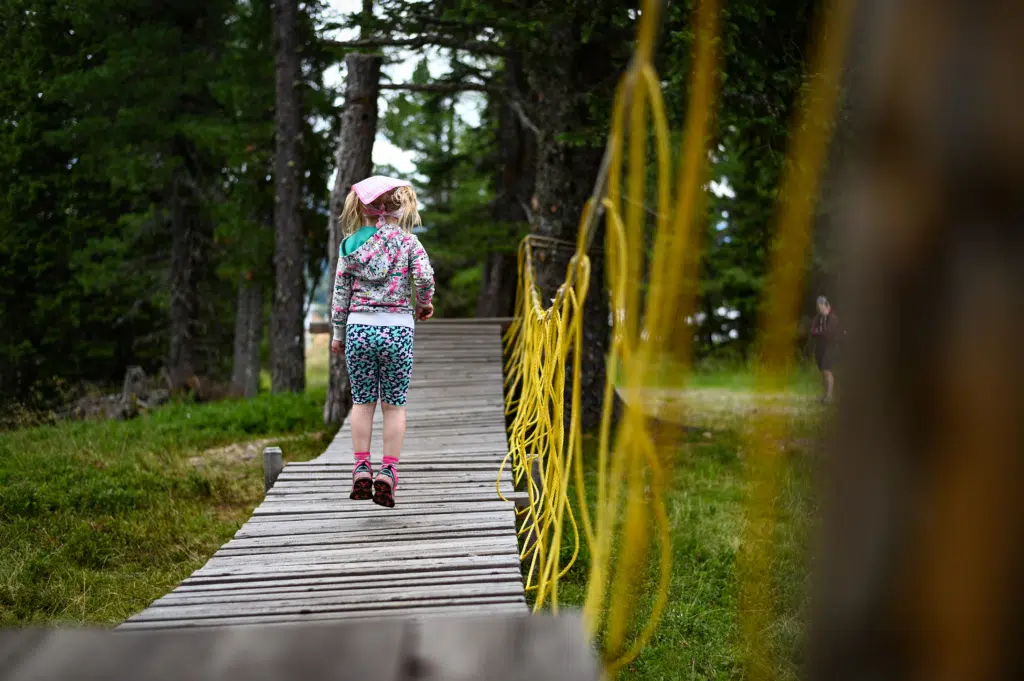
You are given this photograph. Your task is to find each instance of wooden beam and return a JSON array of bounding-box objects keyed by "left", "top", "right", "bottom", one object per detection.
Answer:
[{"left": 0, "top": 615, "right": 599, "bottom": 680}]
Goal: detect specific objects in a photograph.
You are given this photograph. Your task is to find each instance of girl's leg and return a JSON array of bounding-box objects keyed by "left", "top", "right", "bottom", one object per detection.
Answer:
[
  {"left": 350, "top": 403, "right": 377, "bottom": 453},
  {"left": 823, "top": 370, "right": 835, "bottom": 403},
  {"left": 345, "top": 325, "right": 381, "bottom": 500},
  {"left": 381, "top": 403, "right": 407, "bottom": 461},
  {"left": 372, "top": 326, "right": 415, "bottom": 508}
]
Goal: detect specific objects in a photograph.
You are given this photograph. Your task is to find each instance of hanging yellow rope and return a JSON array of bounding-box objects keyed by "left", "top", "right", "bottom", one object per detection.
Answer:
[
  {"left": 500, "top": 0, "right": 852, "bottom": 677},
  {"left": 737, "top": 2, "right": 855, "bottom": 679},
  {"left": 500, "top": 0, "right": 719, "bottom": 673}
]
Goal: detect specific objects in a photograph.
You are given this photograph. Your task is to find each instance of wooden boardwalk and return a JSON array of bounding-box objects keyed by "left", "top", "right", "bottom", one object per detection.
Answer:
[{"left": 122, "top": 321, "right": 526, "bottom": 630}]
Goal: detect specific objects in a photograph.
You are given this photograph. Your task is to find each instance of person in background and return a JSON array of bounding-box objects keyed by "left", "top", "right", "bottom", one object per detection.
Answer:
[
  {"left": 810, "top": 295, "right": 842, "bottom": 404},
  {"left": 330, "top": 176, "right": 435, "bottom": 508}
]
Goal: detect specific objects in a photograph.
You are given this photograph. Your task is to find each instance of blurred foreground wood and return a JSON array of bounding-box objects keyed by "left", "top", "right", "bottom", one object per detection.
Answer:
[
  {"left": 809, "top": 1, "right": 1024, "bottom": 680},
  {"left": 0, "top": 614, "right": 599, "bottom": 681}
]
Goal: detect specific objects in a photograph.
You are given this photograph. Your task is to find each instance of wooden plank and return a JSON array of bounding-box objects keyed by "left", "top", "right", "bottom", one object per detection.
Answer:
[
  {"left": 217, "top": 529, "right": 512, "bottom": 556},
  {"left": 126, "top": 597, "right": 530, "bottom": 629},
  {"left": 164, "top": 570, "right": 521, "bottom": 598},
  {"left": 258, "top": 487, "right": 517, "bottom": 501},
  {"left": 199, "top": 535, "right": 519, "bottom": 570},
  {"left": 253, "top": 495, "right": 513, "bottom": 512},
  {"left": 251, "top": 501, "right": 515, "bottom": 518},
  {"left": 116, "top": 602, "right": 532, "bottom": 630},
  {"left": 244, "top": 503, "right": 517, "bottom": 522},
  {"left": 284, "top": 457, "right": 510, "bottom": 468},
  {"left": 264, "top": 485, "right": 514, "bottom": 498},
  {"left": 234, "top": 511, "right": 515, "bottom": 538},
  {"left": 155, "top": 569, "right": 525, "bottom": 602},
  {"left": 272, "top": 471, "right": 510, "bottom": 483},
  {"left": 181, "top": 554, "right": 522, "bottom": 586},
  {"left": 128, "top": 583, "right": 528, "bottom": 623},
  {"left": 280, "top": 461, "right": 510, "bottom": 472},
  {"left": 270, "top": 469, "right": 512, "bottom": 480},
  {"left": 265, "top": 482, "right": 514, "bottom": 495},
  {"left": 176, "top": 565, "right": 524, "bottom": 594},
  {"left": 257, "top": 488, "right": 515, "bottom": 500}
]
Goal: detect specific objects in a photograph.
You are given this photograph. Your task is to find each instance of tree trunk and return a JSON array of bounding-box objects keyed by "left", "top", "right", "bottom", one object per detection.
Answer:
[
  {"left": 525, "top": 24, "right": 613, "bottom": 431},
  {"left": 323, "top": 52, "right": 382, "bottom": 428},
  {"left": 531, "top": 144, "right": 609, "bottom": 431},
  {"left": 231, "top": 273, "right": 263, "bottom": 398},
  {"left": 270, "top": 0, "right": 306, "bottom": 393},
  {"left": 477, "top": 49, "right": 535, "bottom": 319},
  {"left": 168, "top": 171, "right": 199, "bottom": 392}
]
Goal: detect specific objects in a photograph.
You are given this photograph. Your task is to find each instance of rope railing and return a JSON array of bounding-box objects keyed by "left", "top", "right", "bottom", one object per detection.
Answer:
[{"left": 498, "top": 0, "right": 853, "bottom": 676}]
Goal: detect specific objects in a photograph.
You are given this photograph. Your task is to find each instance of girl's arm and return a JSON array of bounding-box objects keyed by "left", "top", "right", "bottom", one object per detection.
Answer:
[
  {"left": 410, "top": 236, "right": 435, "bottom": 308},
  {"left": 330, "top": 265, "right": 353, "bottom": 342}
]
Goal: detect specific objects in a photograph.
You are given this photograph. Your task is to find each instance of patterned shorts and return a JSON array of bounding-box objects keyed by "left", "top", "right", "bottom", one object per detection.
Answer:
[{"left": 345, "top": 325, "right": 416, "bottom": 406}]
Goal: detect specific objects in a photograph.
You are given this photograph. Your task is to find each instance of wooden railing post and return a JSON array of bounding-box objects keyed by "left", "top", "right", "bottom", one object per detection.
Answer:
[{"left": 263, "top": 446, "right": 283, "bottom": 492}]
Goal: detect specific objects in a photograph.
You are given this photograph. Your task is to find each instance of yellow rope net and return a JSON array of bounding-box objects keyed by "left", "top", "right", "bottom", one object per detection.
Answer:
[{"left": 498, "top": 0, "right": 853, "bottom": 676}]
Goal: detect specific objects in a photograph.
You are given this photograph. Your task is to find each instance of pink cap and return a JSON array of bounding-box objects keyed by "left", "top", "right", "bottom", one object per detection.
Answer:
[{"left": 351, "top": 175, "right": 411, "bottom": 205}]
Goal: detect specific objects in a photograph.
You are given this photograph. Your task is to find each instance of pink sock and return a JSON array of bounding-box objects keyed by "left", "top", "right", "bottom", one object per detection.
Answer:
[
  {"left": 354, "top": 452, "right": 370, "bottom": 466},
  {"left": 381, "top": 455, "right": 399, "bottom": 482}
]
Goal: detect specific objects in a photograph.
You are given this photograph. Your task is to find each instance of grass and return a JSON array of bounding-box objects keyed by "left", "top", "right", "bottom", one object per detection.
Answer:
[
  {"left": 2, "top": 334, "right": 819, "bottom": 681},
  {"left": 0, "top": 390, "right": 328, "bottom": 626},
  {"left": 532, "top": 400, "right": 822, "bottom": 681}
]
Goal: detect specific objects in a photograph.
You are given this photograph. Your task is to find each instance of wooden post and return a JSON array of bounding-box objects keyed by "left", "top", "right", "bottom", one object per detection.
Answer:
[{"left": 263, "top": 446, "right": 283, "bottom": 492}]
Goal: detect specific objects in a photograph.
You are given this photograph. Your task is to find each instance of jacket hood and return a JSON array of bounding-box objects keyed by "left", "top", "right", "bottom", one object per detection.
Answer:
[{"left": 339, "top": 225, "right": 408, "bottom": 283}]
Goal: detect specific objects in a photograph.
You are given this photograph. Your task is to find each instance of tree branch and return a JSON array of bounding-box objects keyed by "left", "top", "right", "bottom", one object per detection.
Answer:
[
  {"left": 378, "top": 81, "right": 541, "bottom": 140},
  {"left": 507, "top": 98, "right": 542, "bottom": 140},
  {"left": 323, "top": 36, "right": 506, "bottom": 57},
  {"left": 379, "top": 82, "right": 500, "bottom": 94}
]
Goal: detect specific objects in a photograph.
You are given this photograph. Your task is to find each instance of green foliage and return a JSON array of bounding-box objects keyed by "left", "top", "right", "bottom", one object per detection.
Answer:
[
  {"left": 379, "top": 56, "right": 512, "bottom": 316},
  {"left": 0, "top": 389, "right": 325, "bottom": 625},
  {"left": 2, "top": 0, "right": 836, "bottom": 396},
  {"left": 0, "top": 0, "right": 337, "bottom": 405}
]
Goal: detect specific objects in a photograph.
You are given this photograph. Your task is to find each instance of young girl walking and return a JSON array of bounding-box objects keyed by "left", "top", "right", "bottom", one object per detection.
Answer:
[{"left": 330, "top": 176, "right": 435, "bottom": 508}]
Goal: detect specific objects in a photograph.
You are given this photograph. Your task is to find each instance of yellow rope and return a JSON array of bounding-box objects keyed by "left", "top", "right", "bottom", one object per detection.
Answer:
[
  {"left": 499, "top": 0, "right": 851, "bottom": 677},
  {"left": 737, "top": 2, "right": 855, "bottom": 679},
  {"left": 500, "top": 0, "right": 718, "bottom": 673}
]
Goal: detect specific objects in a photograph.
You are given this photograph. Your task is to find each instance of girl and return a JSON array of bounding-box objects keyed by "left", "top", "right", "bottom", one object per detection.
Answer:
[
  {"left": 330, "top": 176, "right": 435, "bottom": 508},
  {"left": 810, "top": 295, "right": 841, "bottom": 404}
]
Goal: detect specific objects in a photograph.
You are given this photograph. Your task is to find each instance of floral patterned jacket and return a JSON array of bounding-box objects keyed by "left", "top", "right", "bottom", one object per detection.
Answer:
[{"left": 330, "top": 225, "right": 435, "bottom": 338}]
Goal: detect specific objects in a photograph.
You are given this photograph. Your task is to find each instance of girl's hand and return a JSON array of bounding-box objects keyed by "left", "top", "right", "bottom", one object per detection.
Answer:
[
  {"left": 416, "top": 303, "right": 434, "bottom": 321},
  {"left": 331, "top": 339, "right": 343, "bottom": 355}
]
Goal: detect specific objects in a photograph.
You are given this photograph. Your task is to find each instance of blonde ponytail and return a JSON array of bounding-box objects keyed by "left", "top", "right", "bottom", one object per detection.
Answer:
[
  {"left": 389, "top": 186, "right": 422, "bottom": 233},
  {"left": 339, "top": 190, "right": 362, "bottom": 237}
]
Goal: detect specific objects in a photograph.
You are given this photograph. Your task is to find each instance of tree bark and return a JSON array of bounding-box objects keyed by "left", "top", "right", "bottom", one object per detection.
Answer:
[
  {"left": 167, "top": 170, "right": 199, "bottom": 392},
  {"left": 270, "top": 0, "right": 306, "bottom": 393},
  {"left": 524, "top": 23, "right": 615, "bottom": 431},
  {"left": 477, "top": 49, "right": 534, "bottom": 319},
  {"left": 323, "top": 52, "right": 382, "bottom": 428},
  {"left": 231, "top": 273, "right": 263, "bottom": 398}
]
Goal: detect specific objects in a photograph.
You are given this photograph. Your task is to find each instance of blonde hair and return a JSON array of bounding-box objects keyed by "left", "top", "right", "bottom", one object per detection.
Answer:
[{"left": 339, "top": 185, "right": 422, "bottom": 237}]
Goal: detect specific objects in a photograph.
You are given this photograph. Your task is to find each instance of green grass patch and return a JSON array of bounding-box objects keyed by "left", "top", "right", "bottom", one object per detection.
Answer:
[
  {"left": 0, "top": 389, "right": 328, "bottom": 627},
  {"left": 612, "top": 353, "right": 822, "bottom": 397},
  {"left": 533, "top": 405, "right": 820, "bottom": 680}
]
